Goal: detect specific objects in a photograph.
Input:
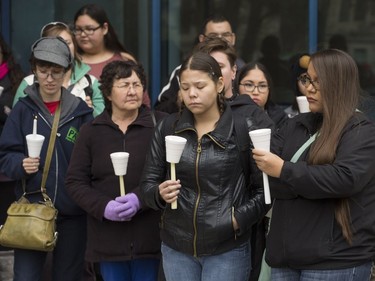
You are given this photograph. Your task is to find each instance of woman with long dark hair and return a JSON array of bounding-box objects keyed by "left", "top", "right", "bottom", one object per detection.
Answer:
[
  {"left": 73, "top": 3, "right": 150, "bottom": 107},
  {"left": 252, "top": 49, "right": 375, "bottom": 280}
]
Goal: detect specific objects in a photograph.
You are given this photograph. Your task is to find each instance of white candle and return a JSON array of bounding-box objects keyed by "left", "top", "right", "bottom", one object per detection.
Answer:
[
  {"left": 171, "top": 163, "right": 177, "bottom": 209},
  {"left": 249, "top": 129, "right": 272, "bottom": 205},
  {"left": 33, "top": 117, "right": 37, "bottom": 135}
]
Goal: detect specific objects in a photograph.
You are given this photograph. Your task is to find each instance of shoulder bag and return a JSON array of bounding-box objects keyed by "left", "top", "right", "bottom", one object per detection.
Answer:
[{"left": 0, "top": 105, "right": 61, "bottom": 251}]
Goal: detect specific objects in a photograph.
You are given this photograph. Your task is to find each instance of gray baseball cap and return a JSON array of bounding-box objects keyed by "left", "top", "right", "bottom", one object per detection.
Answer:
[{"left": 31, "top": 37, "right": 72, "bottom": 68}]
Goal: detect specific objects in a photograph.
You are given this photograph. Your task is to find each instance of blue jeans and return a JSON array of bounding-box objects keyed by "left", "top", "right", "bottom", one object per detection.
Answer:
[
  {"left": 13, "top": 214, "right": 86, "bottom": 281},
  {"left": 100, "top": 258, "right": 160, "bottom": 281},
  {"left": 161, "top": 241, "right": 251, "bottom": 281},
  {"left": 271, "top": 262, "right": 372, "bottom": 281}
]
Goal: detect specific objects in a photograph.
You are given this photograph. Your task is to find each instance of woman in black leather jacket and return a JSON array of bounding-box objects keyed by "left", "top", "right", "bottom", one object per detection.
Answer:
[{"left": 140, "top": 52, "right": 267, "bottom": 281}]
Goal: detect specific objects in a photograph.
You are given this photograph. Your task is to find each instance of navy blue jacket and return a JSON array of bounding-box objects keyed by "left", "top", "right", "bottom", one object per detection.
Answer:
[{"left": 0, "top": 84, "right": 93, "bottom": 215}]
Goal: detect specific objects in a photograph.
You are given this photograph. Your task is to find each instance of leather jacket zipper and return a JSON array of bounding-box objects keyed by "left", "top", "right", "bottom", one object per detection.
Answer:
[
  {"left": 192, "top": 134, "right": 226, "bottom": 256},
  {"left": 206, "top": 134, "right": 225, "bottom": 149},
  {"left": 193, "top": 139, "right": 202, "bottom": 257}
]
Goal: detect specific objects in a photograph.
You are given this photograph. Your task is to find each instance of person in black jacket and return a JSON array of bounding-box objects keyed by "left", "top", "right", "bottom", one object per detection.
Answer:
[
  {"left": 252, "top": 49, "right": 375, "bottom": 280},
  {"left": 65, "top": 60, "right": 167, "bottom": 281},
  {"left": 140, "top": 52, "right": 268, "bottom": 281},
  {"left": 234, "top": 61, "right": 288, "bottom": 131}
]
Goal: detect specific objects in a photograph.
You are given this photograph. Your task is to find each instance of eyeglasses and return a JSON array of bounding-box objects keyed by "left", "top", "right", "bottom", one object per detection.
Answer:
[
  {"left": 203, "top": 32, "right": 234, "bottom": 40},
  {"left": 113, "top": 82, "right": 143, "bottom": 91},
  {"left": 73, "top": 25, "right": 102, "bottom": 36},
  {"left": 239, "top": 83, "right": 269, "bottom": 93},
  {"left": 40, "top": 22, "right": 70, "bottom": 37},
  {"left": 36, "top": 68, "right": 65, "bottom": 79},
  {"left": 298, "top": 74, "right": 320, "bottom": 90}
]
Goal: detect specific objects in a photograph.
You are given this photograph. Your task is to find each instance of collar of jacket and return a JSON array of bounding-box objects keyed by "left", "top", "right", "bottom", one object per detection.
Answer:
[
  {"left": 228, "top": 94, "right": 258, "bottom": 108},
  {"left": 294, "top": 112, "right": 323, "bottom": 135},
  {"left": 174, "top": 102, "right": 234, "bottom": 147},
  {"left": 70, "top": 61, "right": 91, "bottom": 84},
  {"left": 92, "top": 105, "right": 155, "bottom": 129},
  {"left": 22, "top": 83, "right": 92, "bottom": 123}
]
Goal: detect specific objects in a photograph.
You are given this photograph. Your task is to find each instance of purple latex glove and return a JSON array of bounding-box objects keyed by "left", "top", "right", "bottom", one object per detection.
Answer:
[
  {"left": 104, "top": 200, "right": 124, "bottom": 221},
  {"left": 114, "top": 193, "right": 141, "bottom": 220}
]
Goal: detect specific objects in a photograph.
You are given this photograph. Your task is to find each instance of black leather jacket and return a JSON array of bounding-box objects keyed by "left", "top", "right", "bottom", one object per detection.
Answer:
[{"left": 140, "top": 104, "right": 267, "bottom": 257}]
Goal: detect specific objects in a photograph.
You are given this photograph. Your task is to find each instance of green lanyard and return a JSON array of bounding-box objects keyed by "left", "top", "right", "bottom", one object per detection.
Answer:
[{"left": 290, "top": 132, "right": 318, "bottom": 163}]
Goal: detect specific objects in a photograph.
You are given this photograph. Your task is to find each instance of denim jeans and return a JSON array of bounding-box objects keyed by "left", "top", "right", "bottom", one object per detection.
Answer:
[
  {"left": 13, "top": 214, "right": 86, "bottom": 281},
  {"left": 100, "top": 258, "right": 160, "bottom": 281},
  {"left": 271, "top": 262, "right": 372, "bottom": 281},
  {"left": 161, "top": 241, "right": 251, "bottom": 281}
]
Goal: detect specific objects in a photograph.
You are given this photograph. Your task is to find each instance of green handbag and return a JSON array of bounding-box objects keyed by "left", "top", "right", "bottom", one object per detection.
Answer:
[
  {"left": 0, "top": 192, "right": 58, "bottom": 251},
  {"left": 0, "top": 105, "right": 61, "bottom": 252}
]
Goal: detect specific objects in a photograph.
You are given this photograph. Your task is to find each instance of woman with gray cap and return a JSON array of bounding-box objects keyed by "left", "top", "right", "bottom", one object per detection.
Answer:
[
  {"left": 14, "top": 21, "right": 105, "bottom": 117},
  {"left": 0, "top": 36, "right": 93, "bottom": 281}
]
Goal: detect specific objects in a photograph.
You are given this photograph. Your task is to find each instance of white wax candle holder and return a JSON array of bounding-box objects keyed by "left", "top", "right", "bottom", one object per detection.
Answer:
[
  {"left": 165, "top": 135, "right": 187, "bottom": 209},
  {"left": 110, "top": 152, "right": 130, "bottom": 196},
  {"left": 249, "top": 129, "right": 272, "bottom": 204}
]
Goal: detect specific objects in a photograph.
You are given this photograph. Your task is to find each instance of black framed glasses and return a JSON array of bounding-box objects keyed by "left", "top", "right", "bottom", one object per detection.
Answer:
[
  {"left": 203, "top": 32, "right": 234, "bottom": 40},
  {"left": 239, "top": 83, "right": 269, "bottom": 93},
  {"left": 73, "top": 25, "right": 102, "bottom": 36},
  {"left": 298, "top": 74, "right": 320, "bottom": 90},
  {"left": 40, "top": 22, "right": 70, "bottom": 37},
  {"left": 36, "top": 68, "right": 65, "bottom": 80}
]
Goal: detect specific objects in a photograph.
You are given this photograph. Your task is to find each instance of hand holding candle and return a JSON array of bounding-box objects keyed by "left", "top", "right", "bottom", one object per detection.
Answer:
[
  {"left": 165, "top": 135, "right": 187, "bottom": 209},
  {"left": 26, "top": 116, "right": 45, "bottom": 158},
  {"left": 249, "top": 128, "right": 272, "bottom": 204},
  {"left": 110, "top": 152, "right": 130, "bottom": 196}
]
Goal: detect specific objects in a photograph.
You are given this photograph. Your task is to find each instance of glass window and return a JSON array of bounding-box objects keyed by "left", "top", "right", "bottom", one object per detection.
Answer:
[{"left": 4, "top": 0, "right": 375, "bottom": 108}]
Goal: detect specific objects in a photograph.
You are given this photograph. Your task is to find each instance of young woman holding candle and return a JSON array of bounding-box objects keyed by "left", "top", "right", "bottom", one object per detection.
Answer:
[
  {"left": 0, "top": 37, "right": 93, "bottom": 281},
  {"left": 65, "top": 60, "right": 167, "bottom": 281},
  {"left": 140, "top": 52, "right": 267, "bottom": 281},
  {"left": 252, "top": 49, "right": 375, "bottom": 280}
]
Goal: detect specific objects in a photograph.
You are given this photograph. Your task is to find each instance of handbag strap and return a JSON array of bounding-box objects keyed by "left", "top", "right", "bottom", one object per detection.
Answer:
[
  {"left": 290, "top": 132, "right": 318, "bottom": 163},
  {"left": 40, "top": 105, "right": 61, "bottom": 194}
]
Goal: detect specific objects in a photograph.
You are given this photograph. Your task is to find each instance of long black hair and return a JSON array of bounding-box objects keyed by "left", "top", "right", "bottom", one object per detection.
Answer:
[{"left": 74, "top": 4, "right": 130, "bottom": 55}]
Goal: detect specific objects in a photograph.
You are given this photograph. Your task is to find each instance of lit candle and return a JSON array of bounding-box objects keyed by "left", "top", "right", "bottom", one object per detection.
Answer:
[{"left": 33, "top": 117, "right": 37, "bottom": 135}]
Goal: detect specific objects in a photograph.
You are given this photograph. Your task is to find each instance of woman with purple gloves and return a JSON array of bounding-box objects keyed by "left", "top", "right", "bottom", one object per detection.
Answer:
[{"left": 65, "top": 60, "right": 167, "bottom": 281}]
